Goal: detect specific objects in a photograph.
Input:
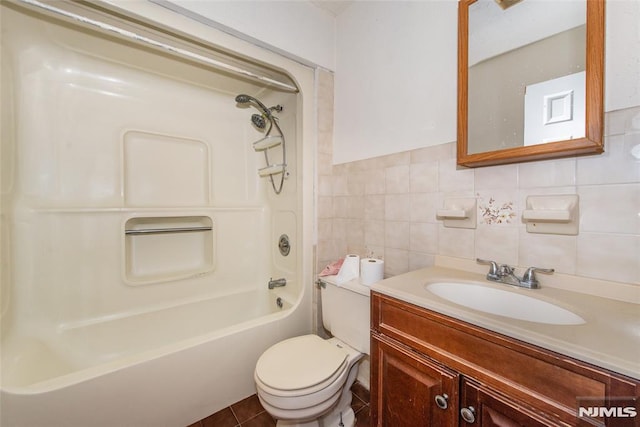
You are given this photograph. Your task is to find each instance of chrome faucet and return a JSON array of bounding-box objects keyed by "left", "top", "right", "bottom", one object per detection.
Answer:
[
  {"left": 477, "top": 259, "right": 553, "bottom": 289},
  {"left": 268, "top": 277, "right": 287, "bottom": 289}
]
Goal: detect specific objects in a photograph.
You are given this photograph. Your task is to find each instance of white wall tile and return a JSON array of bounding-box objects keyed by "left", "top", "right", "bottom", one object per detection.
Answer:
[
  {"left": 438, "top": 226, "right": 475, "bottom": 259},
  {"left": 577, "top": 233, "right": 639, "bottom": 284},
  {"left": 410, "top": 162, "right": 439, "bottom": 193},
  {"left": 577, "top": 135, "right": 640, "bottom": 185},
  {"left": 346, "top": 195, "right": 365, "bottom": 219},
  {"left": 346, "top": 219, "right": 364, "bottom": 251},
  {"left": 518, "top": 230, "right": 576, "bottom": 275},
  {"left": 476, "top": 189, "right": 519, "bottom": 226},
  {"left": 365, "top": 195, "right": 385, "bottom": 220},
  {"left": 409, "top": 252, "right": 436, "bottom": 271},
  {"left": 439, "top": 159, "right": 474, "bottom": 192},
  {"left": 384, "top": 248, "right": 410, "bottom": 276},
  {"left": 364, "top": 219, "right": 385, "bottom": 247},
  {"left": 474, "top": 225, "right": 519, "bottom": 266},
  {"left": 317, "top": 93, "right": 640, "bottom": 287},
  {"left": 410, "top": 192, "right": 441, "bottom": 223},
  {"left": 333, "top": 195, "right": 348, "bottom": 218},
  {"left": 348, "top": 172, "right": 367, "bottom": 195},
  {"left": 385, "top": 221, "right": 410, "bottom": 250},
  {"left": 385, "top": 165, "right": 411, "bottom": 194},
  {"left": 411, "top": 142, "right": 455, "bottom": 163},
  {"left": 332, "top": 218, "right": 348, "bottom": 240},
  {"left": 474, "top": 164, "right": 518, "bottom": 190},
  {"left": 518, "top": 157, "right": 576, "bottom": 188},
  {"left": 410, "top": 222, "right": 438, "bottom": 253},
  {"left": 579, "top": 183, "right": 640, "bottom": 234},
  {"left": 364, "top": 169, "right": 386, "bottom": 194},
  {"left": 318, "top": 195, "right": 333, "bottom": 219},
  {"left": 385, "top": 194, "right": 411, "bottom": 221}
]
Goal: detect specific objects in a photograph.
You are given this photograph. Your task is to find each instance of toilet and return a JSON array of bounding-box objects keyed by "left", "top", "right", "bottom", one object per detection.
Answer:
[{"left": 254, "top": 277, "right": 370, "bottom": 427}]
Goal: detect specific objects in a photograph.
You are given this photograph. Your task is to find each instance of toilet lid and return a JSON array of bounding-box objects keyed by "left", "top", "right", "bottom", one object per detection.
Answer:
[{"left": 255, "top": 335, "right": 347, "bottom": 391}]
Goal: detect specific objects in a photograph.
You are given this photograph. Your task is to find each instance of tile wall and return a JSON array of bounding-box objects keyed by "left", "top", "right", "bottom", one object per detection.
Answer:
[{"left": 316, "top": 70, "right": 640, "bottom": 287}]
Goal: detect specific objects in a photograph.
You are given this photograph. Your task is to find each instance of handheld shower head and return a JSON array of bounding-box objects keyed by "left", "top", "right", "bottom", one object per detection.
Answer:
[
  {"left": 235, "top": 94, "right": 252, "bottom": 104},
  {"left": 235, "top": 94, "right": 271, "bottom": 117}
]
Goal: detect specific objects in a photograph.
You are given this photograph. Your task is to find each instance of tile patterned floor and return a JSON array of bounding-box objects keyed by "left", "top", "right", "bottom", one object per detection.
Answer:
[{"left": 186, "top": 381, "right": 370, "bottom": 427}]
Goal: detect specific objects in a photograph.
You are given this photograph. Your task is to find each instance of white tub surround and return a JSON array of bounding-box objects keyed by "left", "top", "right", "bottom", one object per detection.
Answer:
[{"left": 0, "top": 1, "right": 315, "bottom": 426}]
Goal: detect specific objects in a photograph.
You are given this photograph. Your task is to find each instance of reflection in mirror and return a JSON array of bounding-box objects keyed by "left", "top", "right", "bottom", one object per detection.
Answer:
[
  {"left": 457, "top": 0, "right": 604, "bottom": 167},
  {"left": 468, "top": 0, "right": 586, "bottom": 154}
]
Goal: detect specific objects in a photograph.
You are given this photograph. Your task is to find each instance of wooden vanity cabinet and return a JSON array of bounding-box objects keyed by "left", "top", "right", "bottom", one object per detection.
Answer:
[
  {"left": 371, "top": 292, "right": 640, "bottom": 427},
  {"left": 459, "top": 378, "right": 564, "bottom": 427},
  {"left": 372, "top": 335, "right": 459, "bottom": 426}
]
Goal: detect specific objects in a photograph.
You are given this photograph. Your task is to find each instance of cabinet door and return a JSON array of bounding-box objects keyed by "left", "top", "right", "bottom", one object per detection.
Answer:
[
  {"left": 460, "top": 378, "right": 564, "bottom": 427},
  {"left": 371, "top": 335, "right": 459, "bottom": 427}
]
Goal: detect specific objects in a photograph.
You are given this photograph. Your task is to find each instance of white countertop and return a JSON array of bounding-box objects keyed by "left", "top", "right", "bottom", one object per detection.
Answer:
[{"left": 370, "top": 266, "right": 640, "bottom": 380}]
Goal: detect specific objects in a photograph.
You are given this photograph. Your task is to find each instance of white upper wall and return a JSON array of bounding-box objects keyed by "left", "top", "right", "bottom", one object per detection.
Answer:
[
  {"left": 333, "top": 1, "right": 458, "bottom": 164},
  {"left": 333, "top": 0, "right": 640, "bottom": 164},
  {"left": 140, "top": 0, "right": 638, "bottom": 165},
  {"left": 155, "top": 0, "right": 337, "bottom": 70}
]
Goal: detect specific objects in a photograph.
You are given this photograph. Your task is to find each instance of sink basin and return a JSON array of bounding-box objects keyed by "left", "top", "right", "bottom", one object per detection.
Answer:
[{"left": 426, "top": 282, "right": 585, "bottom": 325}]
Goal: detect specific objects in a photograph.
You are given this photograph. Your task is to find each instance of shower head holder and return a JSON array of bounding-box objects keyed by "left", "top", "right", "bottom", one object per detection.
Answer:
[{"left": 235, "top": 93, "right": 287, "bottom": 195}]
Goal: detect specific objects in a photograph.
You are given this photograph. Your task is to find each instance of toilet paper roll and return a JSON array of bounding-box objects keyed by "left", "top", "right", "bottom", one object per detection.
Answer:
[
  {"left": 335, "top": 254, "right": 360, "bottom": 285},
  {"left": 360, "top": 258, "right": 384, "bottom": 286}
]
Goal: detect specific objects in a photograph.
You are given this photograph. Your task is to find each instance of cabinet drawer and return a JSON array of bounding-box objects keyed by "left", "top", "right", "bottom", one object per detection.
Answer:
[{"left": 372, "top": 292, "right": 639, "bottom": 425}]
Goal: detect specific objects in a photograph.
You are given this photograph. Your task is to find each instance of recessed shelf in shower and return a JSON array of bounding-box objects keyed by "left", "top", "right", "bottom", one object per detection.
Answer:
[{"left": 124, "top": 216, "right": 215, "bottom": 285}]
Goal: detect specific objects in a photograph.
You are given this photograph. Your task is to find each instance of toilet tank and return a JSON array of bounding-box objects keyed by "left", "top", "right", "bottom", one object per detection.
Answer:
[{"left": 320, "top": 278, "right": 370, "bottom": 355}]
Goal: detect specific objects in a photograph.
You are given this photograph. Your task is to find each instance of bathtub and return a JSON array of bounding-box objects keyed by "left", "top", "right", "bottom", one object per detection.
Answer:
[
  {"left": 1, "top": 289, "right": 309, "bottom": 426},
  {"left": 0, "top": 1, "right": 314, "bottom": 426}
]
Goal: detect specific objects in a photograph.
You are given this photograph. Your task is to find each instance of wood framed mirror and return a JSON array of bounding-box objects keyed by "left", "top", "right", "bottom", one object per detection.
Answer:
[{"left": 457, "top": 0, "right": 605, "bottom": 167}]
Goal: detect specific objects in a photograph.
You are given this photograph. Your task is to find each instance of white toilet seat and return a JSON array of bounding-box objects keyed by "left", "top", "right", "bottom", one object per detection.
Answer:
[
  {"left": 255, "top": 335, "right": 349, "bottom": 397},
  {"left": 254, "top": 335, "right": 362, "bottom": 420}
]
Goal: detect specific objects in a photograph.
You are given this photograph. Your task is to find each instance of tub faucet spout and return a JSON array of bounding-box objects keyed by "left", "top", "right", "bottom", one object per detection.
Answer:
[{"left": 268, "top": 277, "right": 287, "bottom": 289}]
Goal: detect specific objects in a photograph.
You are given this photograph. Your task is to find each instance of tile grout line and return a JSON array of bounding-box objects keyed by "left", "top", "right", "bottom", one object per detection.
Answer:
[{"left": 228, "top": 406, "right": 241, "bottom": 427}]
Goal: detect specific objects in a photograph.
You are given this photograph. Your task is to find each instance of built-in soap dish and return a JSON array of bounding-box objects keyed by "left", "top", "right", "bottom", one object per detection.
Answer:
[
  {"left": 124, "top": 216, "right": 215, "bottom": 285},
  {"left": 436, "top": 198, "right": 477, "bottom": 229},
  {"left": 522, "top": 194, "right": 579, "bottom": 235}
]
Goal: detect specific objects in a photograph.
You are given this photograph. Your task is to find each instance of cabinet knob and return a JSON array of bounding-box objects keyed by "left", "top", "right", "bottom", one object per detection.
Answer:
[
  {"left": 460, "top": 406, "right": 476, "bottom": 423},
  {"left": 434, "top": 393, "right": 449, "bottom": 410}
]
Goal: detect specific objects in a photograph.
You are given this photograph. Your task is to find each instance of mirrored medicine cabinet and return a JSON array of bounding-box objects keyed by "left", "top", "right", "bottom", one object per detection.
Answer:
[{"left": 457, "top": 0, "right": 605, "bottom": 167}]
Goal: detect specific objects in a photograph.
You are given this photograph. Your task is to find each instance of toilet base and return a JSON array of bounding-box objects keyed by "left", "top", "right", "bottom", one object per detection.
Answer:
[
  {"left": 275, "top": 399, "right": 356, "bottom": 427},
  {"left": 274, "top": 357, "right": 360, "bottom": 427},
  {"left": 258, "top": 337, "right": 364, "bottom": 427}
]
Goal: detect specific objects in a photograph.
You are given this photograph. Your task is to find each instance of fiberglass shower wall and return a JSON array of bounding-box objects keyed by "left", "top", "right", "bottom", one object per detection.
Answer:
[{"left": 0, "top": 3, "right": 299, "bottom": 335}]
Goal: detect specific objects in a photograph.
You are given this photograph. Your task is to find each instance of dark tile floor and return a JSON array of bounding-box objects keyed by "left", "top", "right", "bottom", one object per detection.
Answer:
[{"left": 186, "top": 381, "right": 370, "bottom": 427}]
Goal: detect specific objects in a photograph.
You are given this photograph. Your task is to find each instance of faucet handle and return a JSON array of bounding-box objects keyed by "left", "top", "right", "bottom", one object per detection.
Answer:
[
  {"left": 476, "top": 258, "right": 500, "bottom": 280},
  {"left": 521, "top": 267, "right": 554, "bottom": 288}
]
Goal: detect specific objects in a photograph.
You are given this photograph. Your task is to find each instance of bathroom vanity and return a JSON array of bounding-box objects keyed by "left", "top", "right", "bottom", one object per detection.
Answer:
[{"left": 369, "top": 266, "right": 640, "bottom": 426}]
